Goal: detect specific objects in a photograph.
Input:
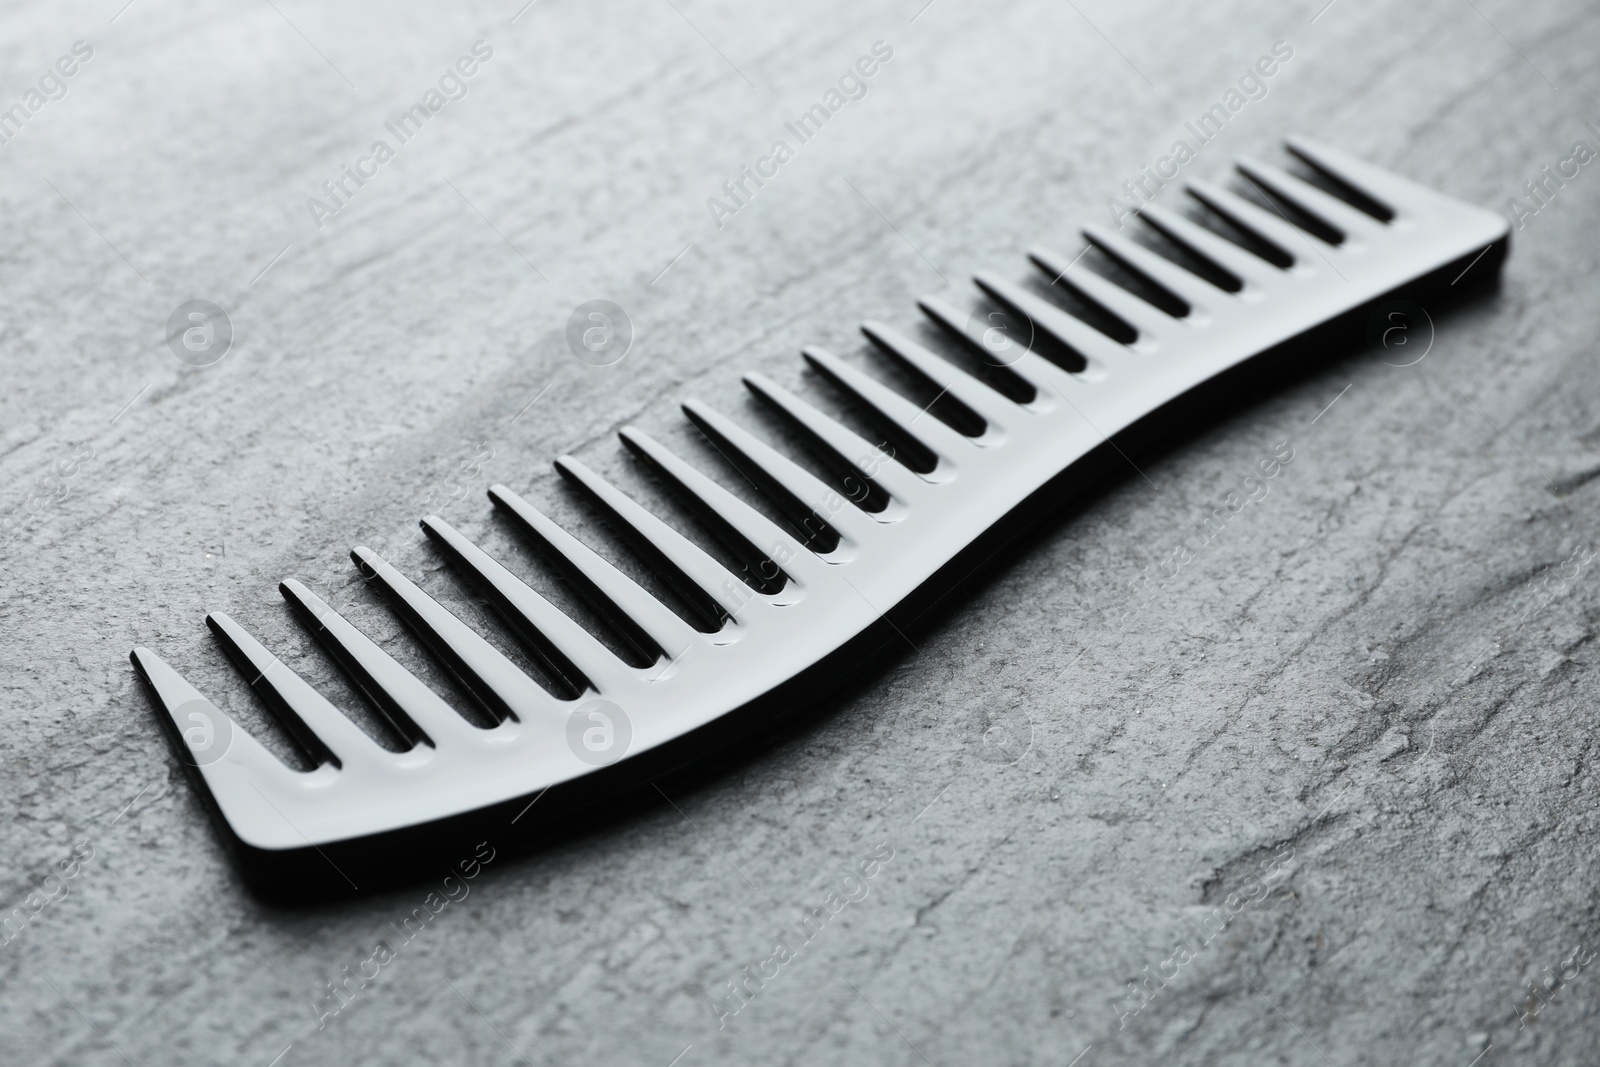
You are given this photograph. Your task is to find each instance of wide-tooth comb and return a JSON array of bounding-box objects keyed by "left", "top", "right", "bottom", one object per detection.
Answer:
[{"left": 131, "top": 138, "right": 1509, "bottom": 901}]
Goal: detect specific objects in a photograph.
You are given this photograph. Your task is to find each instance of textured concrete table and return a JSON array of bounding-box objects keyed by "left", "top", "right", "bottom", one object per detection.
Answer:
[{"left": 2, "top": 0, "right": 1598, "bottom": 1063}]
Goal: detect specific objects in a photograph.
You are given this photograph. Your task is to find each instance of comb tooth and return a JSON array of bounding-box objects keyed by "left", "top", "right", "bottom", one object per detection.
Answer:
[
  {"left": 801, "top": 345, "right": 971, "bottom": 462},
  {"left": 1186, "top": 179, "right": 1304, "bottom": 265},
  {"left": 1027, "top": 246, "right": 1173, "bottom": 338},
  {"left": 206, "top": 612, "right": 392, "bottom": 768},
  {"left": 1079, "top": 224, "right": 1229, "bottom": 309},
  {"left": 351, "top": 546, "right": 565, "bottom": 724},
  {"left": 130, "top": 646, "right": 295, "bottom": 778},
  {"left": 554, "top": 455, "right": 746, "bottom": 631},
  {"left": 131, "top": 646, "right": 315, "bottom": 850},
  {"left": 280, "top": 579, "right": 481, "bottom": 747},
  {"left": 916, "top": 294, "right": 1066, "bottom": 395},
  {"left": 419, "top": 517, "right": 638, "bottom": 696},
  {"left": 859, "top": 320, "right": 1020, "bottom": 426},
  {"left": 1235, "top": 156, "right": 1385, "bottom": 241},
  {"left": 1134, "top": 203, "right": 1276, "bottom": 290},
  {"left": 680, "top": 399, "right": 876, "bottom": 548},
  {"left": 973, "top": 271, "right": 1128, "bottom": 366},
  {"left": 1284, "top": 136, "right": 1411, "bottom": 218},
  {"left": 620, "top": 426, "right": 825, "bottom": 587},
  {"left": 742, "top": 370, "right": 928, "bottom": 503},
  {"left": 487, "top": 485, "right": 699, "bottom": 660}
]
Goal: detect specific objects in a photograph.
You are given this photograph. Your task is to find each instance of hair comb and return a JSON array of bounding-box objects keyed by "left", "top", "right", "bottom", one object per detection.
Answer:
[{"left": 131, "top": 136, "right": 1510, "bottom": 901}]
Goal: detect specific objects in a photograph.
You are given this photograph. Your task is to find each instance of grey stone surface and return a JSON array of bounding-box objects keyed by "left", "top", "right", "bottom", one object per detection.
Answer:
[{"left": 2, "top": 0, "right": 1599, "bottom": 1063}]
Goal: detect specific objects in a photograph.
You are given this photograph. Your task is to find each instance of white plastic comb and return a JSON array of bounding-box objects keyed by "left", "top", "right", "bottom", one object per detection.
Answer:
[{"left": 131, "top": 137, "right": 1509, "bottom": 899}]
